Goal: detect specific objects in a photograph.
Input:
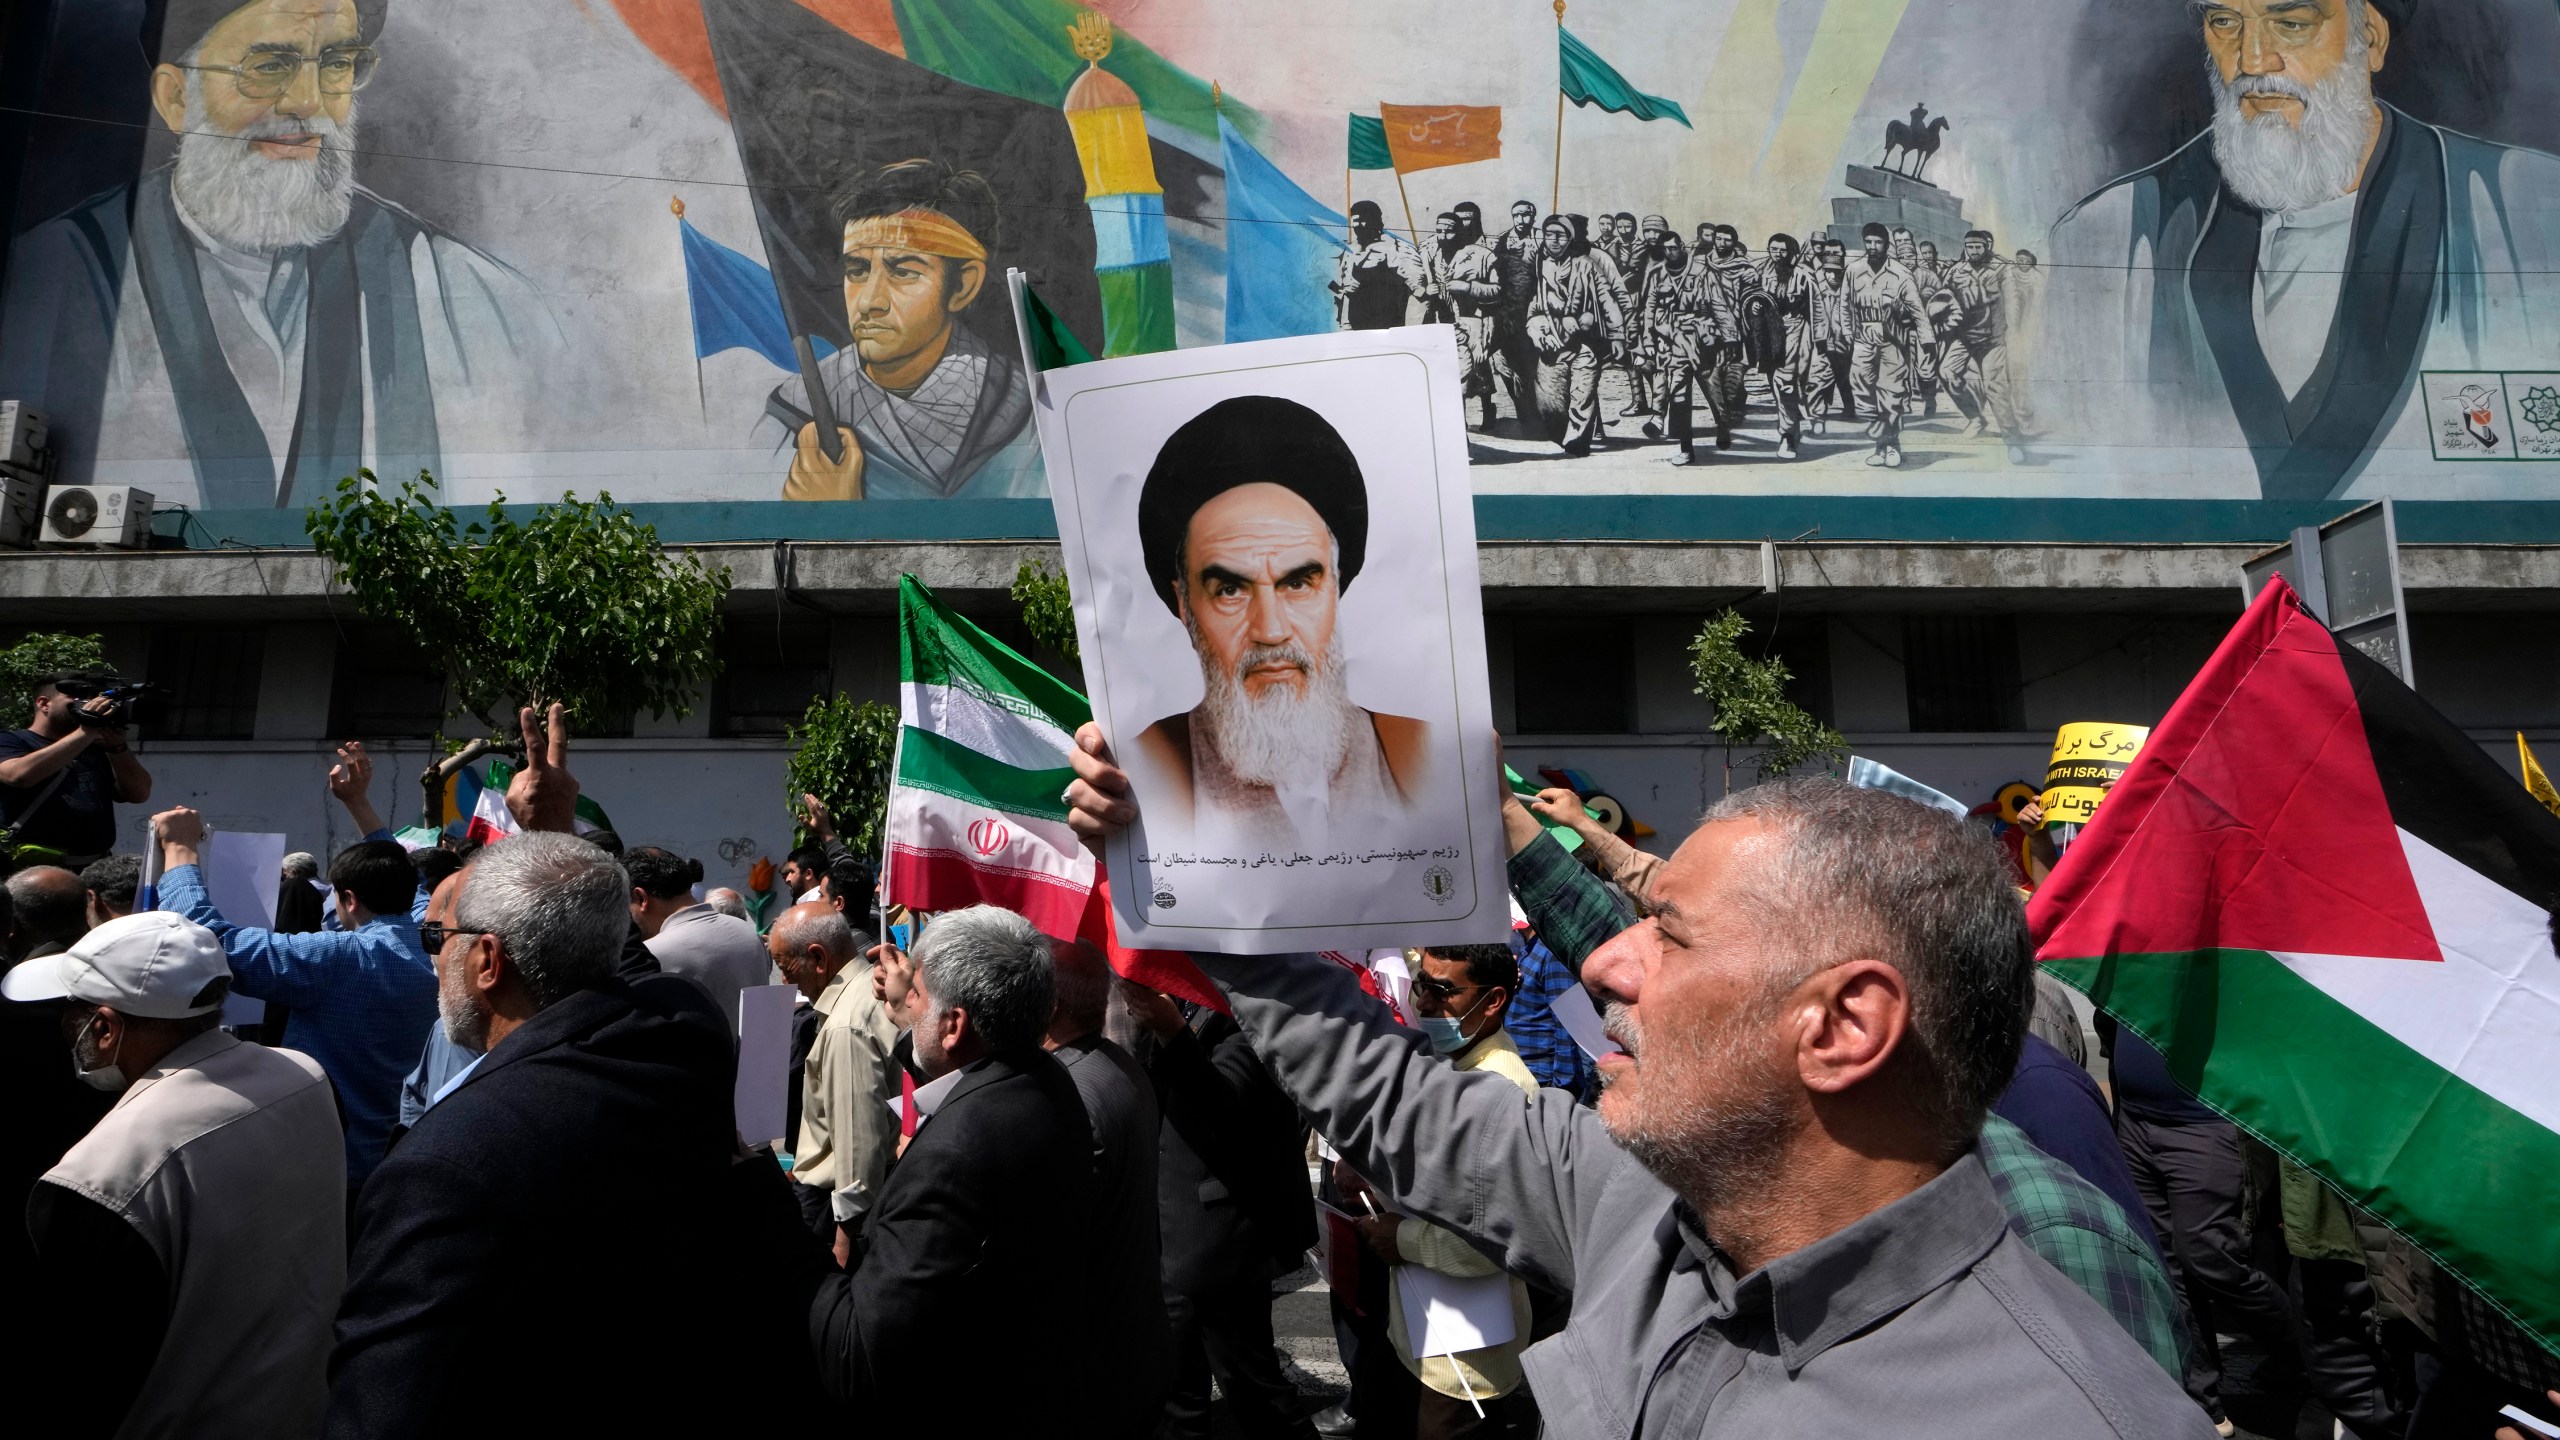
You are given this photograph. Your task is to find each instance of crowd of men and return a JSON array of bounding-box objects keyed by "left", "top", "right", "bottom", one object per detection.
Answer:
[
  {"left": 1333, "top": 199, "right": 2045, "bottom": 469},
  {"left": 2, "top": 666, "right": 2555, "bottom": 1439}
]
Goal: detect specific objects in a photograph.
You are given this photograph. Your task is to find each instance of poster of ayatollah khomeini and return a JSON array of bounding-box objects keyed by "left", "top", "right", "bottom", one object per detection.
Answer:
[{"left": 1026, "top": 318, "right": 1508, "bottom": 954}]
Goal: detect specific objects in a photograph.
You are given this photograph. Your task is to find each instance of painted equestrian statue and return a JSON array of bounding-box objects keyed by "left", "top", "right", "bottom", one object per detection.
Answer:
[{"left": 1883, "top": 104, "right": 1950, "bottom": 182}]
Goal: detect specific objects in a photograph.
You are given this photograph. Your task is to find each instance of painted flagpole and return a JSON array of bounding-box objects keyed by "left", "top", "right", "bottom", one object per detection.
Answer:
[
  {"left": 1551, "top": 0, "right": 1567, "bottom": 213},
  {"left": 673, "top": 195, "right": 708, "bottom": 423},
  {"left": 1393, "top": 165, "right": 1423, "bottom": 247}
]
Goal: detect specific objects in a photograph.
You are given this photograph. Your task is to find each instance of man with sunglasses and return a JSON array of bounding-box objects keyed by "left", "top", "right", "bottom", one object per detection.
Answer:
[
  {"left": 0, "top": 673, "right": 153, "bottom": 871},
  {"left": 0, "top": 0, "right": 548, "bottom": 510}
]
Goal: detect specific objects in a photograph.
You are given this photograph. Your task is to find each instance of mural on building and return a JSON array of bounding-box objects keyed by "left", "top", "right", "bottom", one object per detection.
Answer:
[{"left": 0, "top": 0, "right": 2554, "bottom": 514}]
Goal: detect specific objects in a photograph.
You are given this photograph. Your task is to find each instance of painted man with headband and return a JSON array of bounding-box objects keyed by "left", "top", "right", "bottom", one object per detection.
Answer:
[
  {"left": 1127, "top": 396, "right": 1431, "bottom": 853},
  {"left": 2051, "top": 0, "right": 2560, "bottom": 500},
  {"left": 766, "top": 159, "right": 1037, "bottom": 500},
  {"left": 0, "top": 0, "right": 546, "bottom": 509}
]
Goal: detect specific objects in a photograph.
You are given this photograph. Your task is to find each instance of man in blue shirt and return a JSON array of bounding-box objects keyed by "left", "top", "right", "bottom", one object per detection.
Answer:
[
  {"left": 1506, "top": 930, "right": 1598, "bottom": 1102},
  {"left": 152, "top": 806, "right": 436, "bottom": 1184}
]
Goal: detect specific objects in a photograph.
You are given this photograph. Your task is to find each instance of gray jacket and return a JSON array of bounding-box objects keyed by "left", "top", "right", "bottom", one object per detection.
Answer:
[
  {"left": 1198, "top": 951, "right": 2215, "bottom": 1439},
  {"left": 642, "top": 904, "right": 771, "bottom": 1033}
]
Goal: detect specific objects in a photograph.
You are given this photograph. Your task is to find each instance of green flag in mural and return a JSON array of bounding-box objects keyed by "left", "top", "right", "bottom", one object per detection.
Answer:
[
  {"left": 1015, "top": 276, "right": 1096, "bottom": 372},
  {"left": 1559, "top": 27, "right": 1692, "bottom": 128},
  {"left": 892, "top": 0, "right": 1257, "bottom": 143},
  {"left": 1347, "top": 113, "right": 1392, "bottom": 170}
]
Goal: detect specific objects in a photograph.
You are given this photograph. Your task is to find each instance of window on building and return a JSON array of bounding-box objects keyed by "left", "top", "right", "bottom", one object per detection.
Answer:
[
  {"left": 147, "top": 626, "right": 265, "bottom": 739},
  {"left": 1513, "top": 617, "right": 1632, "bottom": 733},
  {"left": 1757, "top": 617, "right": 1835, "bottom": 727},
  {"left": 329, "top": 624, "right": 449, "bottom": 739},
  {"left": 1902, "top": 616, "right": 2024, "bottom": 732},
  {"left": 714, "top": 618, "right": 833, "bottom": 737}
]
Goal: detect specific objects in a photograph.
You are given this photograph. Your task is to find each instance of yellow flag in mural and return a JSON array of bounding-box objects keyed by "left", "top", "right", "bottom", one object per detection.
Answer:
[
  {"left": 1377, "top": 104, "right": 1504, "bottom": 174},
  {"left": 2520, "top": 733, "right": 2560, "bottom": 818}
]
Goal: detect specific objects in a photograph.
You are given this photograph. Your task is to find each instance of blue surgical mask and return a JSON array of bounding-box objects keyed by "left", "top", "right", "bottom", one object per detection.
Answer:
[{"left": 1418, "top": 1016, "right": 1468, "bottom": 1054}]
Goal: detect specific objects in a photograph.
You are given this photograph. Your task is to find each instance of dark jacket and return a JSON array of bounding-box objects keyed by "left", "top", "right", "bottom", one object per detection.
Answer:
[
  {"left": 329, "top": 975, "right": 825, "bottom": 1439},
  {"left": 1055, "top": 1033, "right": 1174, "bottom": 1435},
  {"left": 1994, "top": 1031, "right": 2160, "bottom": 1257},
  {"left": 1144, "top": 1009, "right": 1315, "bottom": 1297},
  {"left": 809, "top": 1046, "right": 1099, "bottom": 1432}
]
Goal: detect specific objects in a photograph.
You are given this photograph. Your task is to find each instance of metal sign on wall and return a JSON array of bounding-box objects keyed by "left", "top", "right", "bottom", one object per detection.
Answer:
[{"left": 2243, "top": 500, "right": 2416, "bottom": 685}]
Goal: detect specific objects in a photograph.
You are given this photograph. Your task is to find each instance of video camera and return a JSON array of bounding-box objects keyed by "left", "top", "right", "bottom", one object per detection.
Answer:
[{"left": 53, "top": 677, "right": 169, "bottom": 731}]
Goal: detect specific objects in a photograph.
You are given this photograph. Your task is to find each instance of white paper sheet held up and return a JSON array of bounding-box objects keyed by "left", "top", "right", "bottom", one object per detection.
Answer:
[
  {"left": 1393, "top": 1264, "right": 1516, "bottom": 1357},
  {"left": 202, "top": 830, "right": 285, "bottom": 929},
  {"left": 1551, "top": 983, "right": 1623, "bottom": 1060},
  {"left": 201, "top": 831, "right": 285, "bottom": 1028},
  {"left": 732, "top": 983, "right": 797, "bottom": 1146}
]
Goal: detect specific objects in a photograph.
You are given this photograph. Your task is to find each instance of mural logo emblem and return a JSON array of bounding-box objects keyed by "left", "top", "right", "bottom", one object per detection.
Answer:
[
  {"left": 966, "top": 818, "right": 1010, "bottom": 857},
  {"left": 1422, "top": 865, "right": 1455, "bottom": 905},
  {"left": 1152, "top": 879, "right": 1177, "bottom": 911},
  {"left": 2423, "top": 374, "right": 2516, "bottom": 461},
  {"left": 2517, "top": 379, "right": 2560, "bottom": 459}
]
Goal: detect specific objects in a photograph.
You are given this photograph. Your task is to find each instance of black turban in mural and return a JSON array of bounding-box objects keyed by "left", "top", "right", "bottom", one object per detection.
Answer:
[
  {"left": 146, "top": 0, "right": 387, "bottom": 62},
  {"left": 1139, "top": 396, "right": 1370, "bottom": 614}
]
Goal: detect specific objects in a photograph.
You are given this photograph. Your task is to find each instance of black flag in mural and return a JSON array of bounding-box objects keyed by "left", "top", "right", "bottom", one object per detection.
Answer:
[{"left": 697, "top": 0, "right": 1104, "bottom": 358}]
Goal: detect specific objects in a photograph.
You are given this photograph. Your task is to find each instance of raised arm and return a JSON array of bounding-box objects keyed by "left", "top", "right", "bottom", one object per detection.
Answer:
[
  {"left": 153, "top": 807, "right": 349, "bottom": 1008},
  {"left": 1066, "top": 722, "right": 1615, "bottom": 1294},
  {"left": 329, "top": 740, "right": 389, "bottom": 838},
  {"left": 1198, "top": 948, "right": 1600, "bottom": 1295}
]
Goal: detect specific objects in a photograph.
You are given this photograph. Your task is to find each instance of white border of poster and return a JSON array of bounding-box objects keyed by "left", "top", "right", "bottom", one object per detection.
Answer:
[{"left": 1028, "top": 323, "right": 1507, "bottom": 952}]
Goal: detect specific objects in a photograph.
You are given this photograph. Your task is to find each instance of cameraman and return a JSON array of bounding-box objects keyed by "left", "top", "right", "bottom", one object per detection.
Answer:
[{"left": 0, "top": 674, "right": 153, "bottom": 870}]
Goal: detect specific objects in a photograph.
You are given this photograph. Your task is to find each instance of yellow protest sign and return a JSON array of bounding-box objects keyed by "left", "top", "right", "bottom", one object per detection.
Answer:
[{"left": 2040, "top": 723, "right": 2150, "bottom": 826}]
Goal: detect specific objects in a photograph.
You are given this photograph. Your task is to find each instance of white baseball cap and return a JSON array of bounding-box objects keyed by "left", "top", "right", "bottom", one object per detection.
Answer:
[{"left": 1, "top": 910, "right": 232, "bottom": 1018}]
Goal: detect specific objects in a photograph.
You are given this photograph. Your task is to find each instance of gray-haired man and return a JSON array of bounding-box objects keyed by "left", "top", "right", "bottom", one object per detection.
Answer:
[
  {"left": 808, "top": 905, "right": 1111, "bottom": 1433},
  {"left": 331, "top": 832, "right": 822, "bottom": 1436},
  {"left": 769, "top": 899, "right": 898, "bottom": 1263},
  {"left": 1064, "top": 736, "right": 2215, "bottom": 1440}
]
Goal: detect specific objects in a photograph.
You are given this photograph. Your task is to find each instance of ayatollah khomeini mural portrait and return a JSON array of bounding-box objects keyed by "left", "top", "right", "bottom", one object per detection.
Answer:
[
  {"left": 2051, "top": 0, "right": 2560, "bottom": 501},
  {"left": 1128, "top": 395, "right": 1434, "bottom": 855}
]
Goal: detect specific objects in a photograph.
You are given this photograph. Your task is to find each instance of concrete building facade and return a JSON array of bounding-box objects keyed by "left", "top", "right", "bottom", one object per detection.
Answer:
[{"left": 10, "top": 536, "right": 2554, "bottom": 898}]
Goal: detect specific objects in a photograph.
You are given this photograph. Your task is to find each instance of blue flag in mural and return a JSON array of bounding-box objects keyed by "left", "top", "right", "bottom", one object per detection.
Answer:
[
  {"left": 1219, "top": 115, "right": 1347, "bottom": 344},
  {"left": 677, "top": 218, "right": 814, "bottom": 368}
]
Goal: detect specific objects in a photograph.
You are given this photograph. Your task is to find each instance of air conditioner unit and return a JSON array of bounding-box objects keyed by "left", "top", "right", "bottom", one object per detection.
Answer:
[
  {"left": 0, "top": 400, "right": 46, "bottom": 469},
  {"left": 40, "top": 484, "right": 152, "bottom": 548},
  {"left": 0, "top": 469, "right": 40, "bottom": 547}
]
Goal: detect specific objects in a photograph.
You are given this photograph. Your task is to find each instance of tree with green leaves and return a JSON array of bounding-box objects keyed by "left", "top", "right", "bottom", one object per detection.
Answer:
[
  {"left": 785, "top": 694, "right": 900, "bottom": 858},
  {"left": 1687, "top": 609, "right": 1844, "bottom": 790},
  {"left": 305, "top": 469, "right": 731, "bottom": 824},
  {"left": 0, "top": 632, "right": 112, "bottom": 726},
  {"left": 1010, "top": 557, "right": 1079, "bottom": 660}
]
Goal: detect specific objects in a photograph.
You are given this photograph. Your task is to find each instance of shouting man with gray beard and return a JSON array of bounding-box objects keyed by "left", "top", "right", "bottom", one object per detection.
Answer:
[
  {"left": 2049, "top": 0, "right": 2560, "bottom": 502},
  {"left": 1129, "top": 395, "right": 1431, "bottom": 854},
  {"left": 0, "top": 0, "right": 546, "bottom": 509}
]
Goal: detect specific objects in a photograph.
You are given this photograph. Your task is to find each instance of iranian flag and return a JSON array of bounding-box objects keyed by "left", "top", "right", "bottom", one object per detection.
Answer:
[
  {"left": 2030, "top": 576, "right": 2560, "bottom": 1361},
  {"left": 887, "top": 575, "right": 1219, "bottom": 1011}
]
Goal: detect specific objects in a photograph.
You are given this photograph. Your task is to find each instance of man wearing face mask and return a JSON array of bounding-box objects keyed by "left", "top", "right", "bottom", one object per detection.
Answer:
[
  {"left": 7, "top": 910, "right": 345, "bottom": 1438},
  {"left": 1345, "top": 942, "right": 1540, "bottom": 1439}
]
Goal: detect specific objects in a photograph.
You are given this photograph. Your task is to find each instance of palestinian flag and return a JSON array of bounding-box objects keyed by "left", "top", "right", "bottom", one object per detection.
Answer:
[
  {"left": 887, "top": 575, "right": 1221, "bottom": 1010},
  {"left": 2030, "top": 577, "right": 2560, "bottom": 1362}
]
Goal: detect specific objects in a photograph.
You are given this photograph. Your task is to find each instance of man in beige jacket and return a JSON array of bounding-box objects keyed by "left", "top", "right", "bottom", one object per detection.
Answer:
[
  {"left": 8, "top": 910, "right": 345, "bottom": 1439},
  {"left": 768, "top": 899, "right": 900, "bottom": 1265}
]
